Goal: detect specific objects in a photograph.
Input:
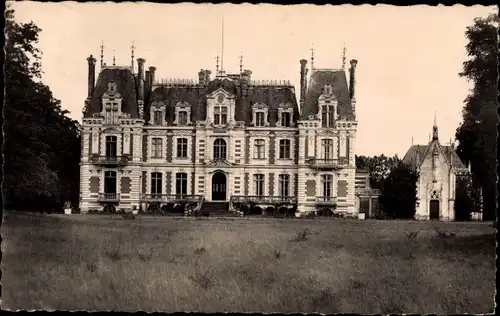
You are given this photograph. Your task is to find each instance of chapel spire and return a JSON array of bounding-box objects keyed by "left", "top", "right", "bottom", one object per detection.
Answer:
[{"left": 432, "top": 111, "right": 438, "bottom": 141}]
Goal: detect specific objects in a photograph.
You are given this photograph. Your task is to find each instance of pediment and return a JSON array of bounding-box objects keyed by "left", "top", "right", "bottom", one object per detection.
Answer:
[
  {"left": 103, "top": 81, "right": 121, "bottom": 98},
  {"left": 151, "top": 101, "right": 166, "bottom": 108},
  {"left": 318, "top": 93, "right": 338, "bottom": 102},
  {"left": 175, "top": 101, "right": 191, "bottom": 108},
  {"left": 252, "top": 101, "right": 268, "bottom": 109},
  {"left": 278, "top": 101, "right": 294, "bottom": 108},
  {"left": 207, "top": 87, "right": 234, "bottom": 100},
  {"left": 205, "top": 159, "right": 235, "bottom": 167},
  {"left": 101, "top": 127, "right": 120, "bottom": 134}
]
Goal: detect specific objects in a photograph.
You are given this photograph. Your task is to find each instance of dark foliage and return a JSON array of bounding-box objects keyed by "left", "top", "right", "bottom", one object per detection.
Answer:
[
  {"left": 455, "top": 13, "right": 498, "bottom": 221},
  {"left": 3, "top": 6, "right": 81, "bottom": 212},
  {"left": 355, "top": 155, "right": 401, "bottom": 189},
  {"left": 379, "top": 162, "right": 419, "bottom": 219}
]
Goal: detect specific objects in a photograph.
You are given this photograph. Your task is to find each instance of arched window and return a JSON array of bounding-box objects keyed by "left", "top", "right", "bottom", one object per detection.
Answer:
[{"left": 213, "top": 138, "right": 227, "bottom": 160}]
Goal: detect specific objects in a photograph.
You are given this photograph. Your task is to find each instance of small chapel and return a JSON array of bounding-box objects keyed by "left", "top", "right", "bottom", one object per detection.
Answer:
[{"left": 402, "top": 115, "right": 469, "bottom": 221}]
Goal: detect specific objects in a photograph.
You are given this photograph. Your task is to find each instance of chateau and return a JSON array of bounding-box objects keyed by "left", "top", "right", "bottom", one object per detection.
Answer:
[{"left": 79, "top": 49, "right": 359, "bottom": 216}]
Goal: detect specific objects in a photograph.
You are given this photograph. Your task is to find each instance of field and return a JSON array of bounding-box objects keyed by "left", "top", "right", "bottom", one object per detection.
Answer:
[{"left": 1, "top": 212, "right": 496, "bottom": 313}]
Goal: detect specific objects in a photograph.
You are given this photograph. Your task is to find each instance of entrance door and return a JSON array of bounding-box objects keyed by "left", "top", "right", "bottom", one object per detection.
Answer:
[
  {"left": 430, "top": 200, "right": 440, "bottom": 220},
  {"left": 212, "top": 172, "right": 227, "bottom": 201}
]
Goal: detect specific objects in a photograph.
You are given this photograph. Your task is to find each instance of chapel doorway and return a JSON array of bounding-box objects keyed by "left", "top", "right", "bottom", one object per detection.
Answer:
[
  {"left": 430, "top": 199, "right": 440, "bottom": 220},
  {"left": 212, "top": 172, "right": 227, "bottom": 201}
]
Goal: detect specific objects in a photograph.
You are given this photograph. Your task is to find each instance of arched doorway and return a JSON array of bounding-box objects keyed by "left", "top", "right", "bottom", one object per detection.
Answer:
[
  {"left": 212, "top": 172, "right": 227, "bottom": 201},
  {"left": 430, "top": 199, "right": 440, "bottom": 220}
]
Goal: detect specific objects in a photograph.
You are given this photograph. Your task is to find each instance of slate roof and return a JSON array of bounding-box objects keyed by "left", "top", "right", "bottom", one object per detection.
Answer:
[
  {"left": 301, "top": 69, "right": 354, "bottom": 120},
  {"left": 402, "top": 142, "right": 468, "bottom": 171},
  {"left": 146, "top": 76, "right": 300, "bottom": 126},
  {"left": 84, "top": 67, "right": 139, "bottom": 118}
]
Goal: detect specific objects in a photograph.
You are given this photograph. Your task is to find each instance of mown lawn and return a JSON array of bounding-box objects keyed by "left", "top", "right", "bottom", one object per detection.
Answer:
[{"left": 1, "top": 212, "right": 496, "bottom": 313}]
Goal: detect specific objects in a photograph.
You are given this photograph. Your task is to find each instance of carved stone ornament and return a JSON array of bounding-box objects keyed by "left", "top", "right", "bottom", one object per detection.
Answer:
[{"left": 205, "top": 159, "right": 235, "bottom": 167}]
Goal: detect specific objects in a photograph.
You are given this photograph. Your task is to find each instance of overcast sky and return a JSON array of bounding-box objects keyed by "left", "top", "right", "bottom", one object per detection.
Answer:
[{"left": 10, "top": 2, "right": 495, "bottom": 157}]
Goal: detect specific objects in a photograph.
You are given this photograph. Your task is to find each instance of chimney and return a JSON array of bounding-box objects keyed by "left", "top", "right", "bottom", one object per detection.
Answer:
[
  {"left": 149, "top": 66, "right": 156, "bottom": 85},
  {"left": 87, "top": 55, "right": 97, "bottom": 98},
  {"left": 349, "top": 59, "right": 358, "bottom": 99},
  {"left": 145, "top": 70, "right": 151, "bottom": 96},
  {"left": 204, "top": 70, "right": 212, "bottom": 84},
  {"left": 137, "top": 58, "right": 146, "bottom": 100},
  {"left": 300, "top": 59, "right": 308, "bottom": 111},
  {"left": 198, "top": 69, "right": 205, "bottom": 85}
]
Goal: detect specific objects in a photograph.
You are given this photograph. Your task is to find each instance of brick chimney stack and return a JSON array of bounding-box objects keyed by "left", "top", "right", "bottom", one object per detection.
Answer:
[
  {"left": 299, "top": 59, "right": 308, "bottom": 113},
  {"left": 149, "top": 66, "right": 156, "bottom": 85},
  {"left": 198, "top": 69, "right": 205, "bottom": 85},
  {"left": 145, "top": 70, "right": 151, "bottom": 96},
  {"left": 204, "top": 70, "right": 212, "bottom": 84},
  {"left": 137, "top": 58, "right": 146, "bottom": 100},
  {"left": 349, "top": 59, "right": 358, "bottom": 99},
  {"left": 87, "top": 55, "right": 97, "bottom": 98}
]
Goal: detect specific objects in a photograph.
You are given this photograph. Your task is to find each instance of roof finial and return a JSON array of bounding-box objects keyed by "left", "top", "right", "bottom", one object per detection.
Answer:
[
  {"left": 239, "top": 52, "right": 244, "bottom": 74},
  {"left": 342, "top": 43, "right": 347, "bottom": 70},
  {"left": 220, "top": 16, "right": 225, "bottom": 74},
  {"left": 112, "top": 49, "right": 116, "bottom": 66},
  {"left": 216, "top": 53, "right": 220, "bottom": 73},
  {"left": 310, "top": 44, "right": 315, "bottom": 69},
  {"left": 131, "top": 41, "right": 135, "bottom": 72},
  {"left": 432, "top": 111, "right": 439, "bottom": 141},
  {"left": 100, "top": 40, "right": 104, "bottom": 68},
  {"left": 411, "top": 136, "right": 414, "bottom": 146}
]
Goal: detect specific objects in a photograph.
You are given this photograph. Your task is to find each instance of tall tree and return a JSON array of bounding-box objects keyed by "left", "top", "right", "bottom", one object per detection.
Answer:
[
  {"left": 4, "top": 6, "right": 81, "bottom": 211},
  {"left": 455, "top": 13, "right": 498, "bottom": 221},
  {"left": 355, "top": 154, "right": 401, "bottom": 189},
  {"left": 378, "top": 162, "right": 419, "bottom": 219}
]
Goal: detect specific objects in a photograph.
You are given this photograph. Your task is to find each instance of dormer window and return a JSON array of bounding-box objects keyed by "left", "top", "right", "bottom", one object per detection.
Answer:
[
  {"left": 276, "top": 102, "right": 294, "bottom": 128},
  {"left": 153, "top": 110, "right": 163, "bottom": 125},
  {"left": 214, "top": 106, "right": 227, "bottom": 125},
  {"left": 255, "top": 112, "right": 265, "bottom": 127},
  {"left": 281, "top": 112, "right": 291, "bottom": 127},
  {"left": 101, "top": 81, "right": 122, "bottom": 125},
  {"left": 251, "top": 102, "right": 269, "bottom": 127},
  {"left": 178, "top": 110, "right": 188, "bottom": 126},
  {"left": 173, "top": 101, "right": 192, "bottom": 126},
  {"left": 321, "top": 104, "right": 336, "bottom": 128},
  {"left": 149, "top": 102, "right": 166, "bottom": 126}
]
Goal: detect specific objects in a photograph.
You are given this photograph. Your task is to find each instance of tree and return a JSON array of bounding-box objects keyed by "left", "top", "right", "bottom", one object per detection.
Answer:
[
  {"left": 355, "top": 154, "right": 401, "bottom": 189},
  {"left": 454, "top": 175, "right": 482, "bottom": 221},
  {"left": 3, "top": 6, "right": 81, "bottom": 212},
  {"left": 455, "top": 12, "right": 498, "bottom": 221},
  {"left": 378, "top": 162, "right": 419, "bottom": 219}
]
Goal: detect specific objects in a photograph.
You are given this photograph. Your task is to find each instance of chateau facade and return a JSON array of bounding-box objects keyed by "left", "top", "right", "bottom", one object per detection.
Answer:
[{"left": 79, "top": 52, "right": 359, "bottom": 216}]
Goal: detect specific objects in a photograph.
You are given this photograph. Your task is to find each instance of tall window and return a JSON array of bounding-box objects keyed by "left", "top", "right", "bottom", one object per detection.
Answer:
[
  {"left": 321, "top": 104, "right": 335, "bottom": 128},
  {"left": 281, "top": 112, "right": 291, "bottom": 127},
  {"left": 151, "top": 172, "right": 163, "bottom": 195},
  {"left": 321, "top": 174, "right": 333, "bottom": 197},
  {"left": 105, "top": 136, "right": 117, "bottom": 157},
  {"left": 104, "top": 171, "right": 117, "bottom": 194},
  {"left": 253, "top": 174, "right": 265, "bottom": 196},
  {"left": 153, "top": 110, "right": 163, "bottom": 125},
  {"left": 321, "top": 139, "right": 334, "bottom": 160},
  {"left": 279, "top": 174, "right": 290, "bottom": 197},
  {"left": 105, "top": 102, "right": 118, "bottom": 125},
  {"left": 279, "top": 139, "right": 291, "bottom": 159},
  {"left": 213, "top": 138, "right": 227, "bottom": 160},
  {"left": 214, "top": 106, "right": 228, "bottom": 125},
  {"left": 177, "top": 138, "right": 188, "bottom": 158},
  {"left": 178, "top": 111, "right": 188, "bottom": 126},
  {"left": 152, "top": 137, "right": 163, "bottom": 158},
  {"left": 176, "top": 173, "right": 188, "bottom": 196},
  {"left": 254, "top": 139, "right": 265, "bottom": 159},
  {"left": 255, "top": 112, "right": 265, "bottom": 127}
]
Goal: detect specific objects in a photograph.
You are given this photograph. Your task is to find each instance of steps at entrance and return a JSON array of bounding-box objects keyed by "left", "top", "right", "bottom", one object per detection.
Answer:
[{"left": 200, "top": 202, "right": 234, "bottom": 217}]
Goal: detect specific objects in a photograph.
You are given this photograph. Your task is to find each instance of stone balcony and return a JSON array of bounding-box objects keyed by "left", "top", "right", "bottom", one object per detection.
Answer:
[
  {"left": 90, "top": 155, "right": 130, "bottom": 166},
  {"left": 308, "top": 158, "right": 349, "bottom": 170},
  {"left": 315, "top": 196, "right": 338, "bottom": 206},
  {"left": 98, "top": 193, "right": 121, "bottom": 203},
  {"left": 140, "top": 194, "right": 203, "bottom": 203},
  {"left": 230, "top": 195, "right": 297, "bottom": 205}
]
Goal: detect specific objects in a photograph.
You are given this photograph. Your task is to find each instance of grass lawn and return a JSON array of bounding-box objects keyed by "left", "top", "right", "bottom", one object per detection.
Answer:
[{"left": 1, "top": 212, "right": 496, "bottom": 313}]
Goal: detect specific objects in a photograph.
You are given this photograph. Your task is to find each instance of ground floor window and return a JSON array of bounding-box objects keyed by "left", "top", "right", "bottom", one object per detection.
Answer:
[
  {"left": 176, "top": 172, "right": 188, "bottom": 196},
  {"left": 253, "top": 174, "right": 265, "bottom": 196},
  {"left": 321, "top": 174, "right": 333, "bottom": 197}
]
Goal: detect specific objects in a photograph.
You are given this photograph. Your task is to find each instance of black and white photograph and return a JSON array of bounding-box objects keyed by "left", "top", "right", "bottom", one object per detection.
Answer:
[{"left": 2, "top": 2, "right": 497, "bottom": 313}]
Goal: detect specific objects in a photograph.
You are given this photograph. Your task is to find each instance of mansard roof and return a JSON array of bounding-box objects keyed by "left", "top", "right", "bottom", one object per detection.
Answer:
[
  {"left": 301, "top": 69, "right": 354, "bottom": 120},
  {"left": 84, "top": 67, "right": 139, "bottom": 118},
  {"left": 402, "top": 142, "right": 468, "bottom": 171},
  {"left": 145, "top": 76, "right": 299, "bottom": 126}
]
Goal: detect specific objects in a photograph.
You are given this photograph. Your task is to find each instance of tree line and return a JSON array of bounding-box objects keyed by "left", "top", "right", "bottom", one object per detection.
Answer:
[{"left": 4, "top": 7, "right": 81, "bottom": 212}]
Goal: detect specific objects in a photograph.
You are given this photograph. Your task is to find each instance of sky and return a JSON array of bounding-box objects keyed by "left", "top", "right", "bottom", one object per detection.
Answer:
[{"left": 10, "top": 2, "right": 495, "bottom": 157}]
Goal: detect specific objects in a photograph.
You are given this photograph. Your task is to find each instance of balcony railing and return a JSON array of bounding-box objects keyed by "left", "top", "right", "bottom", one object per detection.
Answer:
[
  {"left": 98, "top": 193, "right": 121, "bottom": 202},
  {"left": 308, "top": 158, "right": 349, "bottom": 169},
  {"left": 140, "top": 194, "right": 203, "bottom": 203},
  {"left": 315, "top": 196, "right": 338, "bottom": 205},
  {"left": 355, "top": 188, "right": 381, "bottom": 196},
  {"left": 230, "top": 195, "right": 297, "bottom": 205},
  {"left": 90, "top": 155, "right": 130, "bottom": 166}
]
